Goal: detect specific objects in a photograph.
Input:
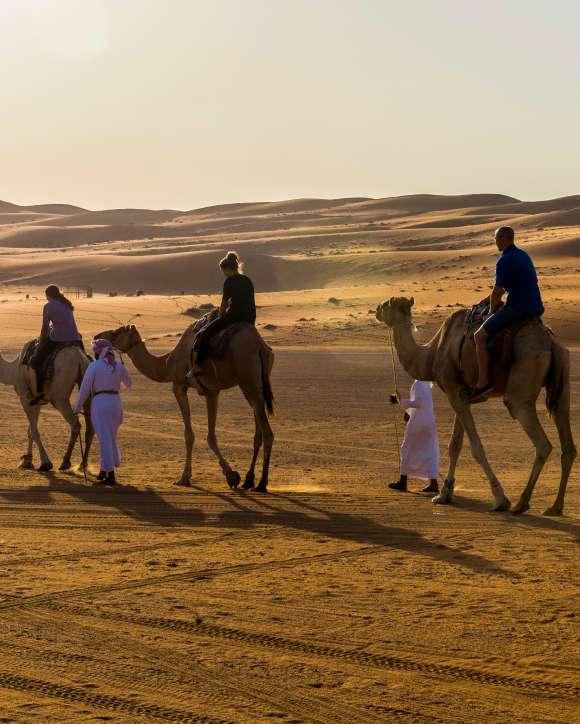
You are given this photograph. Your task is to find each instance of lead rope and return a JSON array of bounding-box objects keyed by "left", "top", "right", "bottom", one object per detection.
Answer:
[
  {"left": 387, "top": 327, "right": 401, "bottom": 459},
  {"left": 77, "top": 417, "right": 88, "bottom": 484}
]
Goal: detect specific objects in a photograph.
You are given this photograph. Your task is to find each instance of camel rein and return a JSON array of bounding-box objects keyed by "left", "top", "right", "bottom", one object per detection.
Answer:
[{"left": 387, "top": 327, "right": 401, "bottom": 459}]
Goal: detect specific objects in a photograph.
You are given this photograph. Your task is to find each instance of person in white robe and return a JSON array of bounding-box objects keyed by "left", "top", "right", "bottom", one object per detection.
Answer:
[
  {"left": 388, "top": 380, "right": 439, "bottom": 493},
  {"left": 73, "top": 339, "right": 132, "bottom": 486}
]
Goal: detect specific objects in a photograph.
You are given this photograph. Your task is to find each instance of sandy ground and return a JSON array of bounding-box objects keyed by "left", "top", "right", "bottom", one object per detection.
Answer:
[{"left": 0, "top": 194, "right": 578, "bottom": 721}]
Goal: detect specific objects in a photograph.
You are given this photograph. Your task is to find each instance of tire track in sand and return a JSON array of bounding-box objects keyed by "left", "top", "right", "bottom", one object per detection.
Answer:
[
  {"left": 1, "top": 607, "right": 387, "bottom": 724},
  {"left": 48, "top": 604, "right": 579, "bottom": 702},
  {"left": 0, "top": 671, "right": 226, "bottom": 723}
]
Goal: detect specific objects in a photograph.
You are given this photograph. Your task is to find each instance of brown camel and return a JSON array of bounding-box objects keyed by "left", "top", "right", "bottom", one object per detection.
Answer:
[
  {"left": 377, "top": 297, "right": 576, "bottom": 515},
  {"left": 0, "top": 345, "right": 94, "bottom": 472},
  {"left": 96, "top": 323, "right": 274, "bottom": 491}
]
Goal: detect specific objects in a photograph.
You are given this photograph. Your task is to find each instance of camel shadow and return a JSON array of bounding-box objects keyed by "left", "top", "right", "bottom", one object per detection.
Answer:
[
  {"left": 0, "top": 472, "right": 207, "bottom": 528},
  {"left": 451, "top": 494, "right": 580, "bottom": 540},
  {"left": 195, "top": 486, "right": 518, "bottom": 578}
]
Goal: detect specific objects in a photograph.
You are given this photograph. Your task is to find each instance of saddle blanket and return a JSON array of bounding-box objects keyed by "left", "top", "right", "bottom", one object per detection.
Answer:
[{"left": 22, "top": 339, "right": 85, "bottom": 381}]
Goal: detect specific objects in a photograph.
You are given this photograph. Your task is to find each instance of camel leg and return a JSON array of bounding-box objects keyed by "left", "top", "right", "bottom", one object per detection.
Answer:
[
  {"left": 450, "top": 401, "right": 510, "bottom": 511},
  {"left": 205, "top": 391, "right": 240, "bottom": 489},
  {"left": 19, "top": 408, "right": 37, "bottom": 469},
  {"left": 250, "top": 397, "right": 274, "bottom": 493},
  {"left": 433, "top": 414, "right": 464, "bottom": 505},
  {"left": 243, "top": 414, "right": 262, "bottom": 490},
  {"left": 543, "top": 408, "right": 577, "bottom": 516},
  {"left": 52, "top": 397, "right": 81, "bottom": 471},
  {"left": 505, "top": 402, "right": 553, "bottom": 515},
  {"left": 22, "top": 403, "right": 52, "bottom": 471},
  {"left": 173, "top": 383, "right": 194, "bottom": 486}
]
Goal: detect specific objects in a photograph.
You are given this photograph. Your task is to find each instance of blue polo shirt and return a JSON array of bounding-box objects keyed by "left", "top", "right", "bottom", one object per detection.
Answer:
[{"left": 495, "top": 244, "right": 544, "bottom": 316}]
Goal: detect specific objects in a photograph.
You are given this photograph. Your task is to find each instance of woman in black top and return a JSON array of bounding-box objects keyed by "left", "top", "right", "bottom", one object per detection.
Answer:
[{"left": 194, "top": 251, "right": 256, "bottom": 366}]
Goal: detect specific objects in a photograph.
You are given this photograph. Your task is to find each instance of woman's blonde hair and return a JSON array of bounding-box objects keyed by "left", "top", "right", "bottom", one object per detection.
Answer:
[{"left": 219, "top": 250, "right": 244, "bottom": 273}]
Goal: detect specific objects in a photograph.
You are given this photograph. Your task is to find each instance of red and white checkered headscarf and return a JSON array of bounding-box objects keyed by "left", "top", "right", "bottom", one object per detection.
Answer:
[{"left": 92, "top": 338, "right": 117, "bottom": 370}]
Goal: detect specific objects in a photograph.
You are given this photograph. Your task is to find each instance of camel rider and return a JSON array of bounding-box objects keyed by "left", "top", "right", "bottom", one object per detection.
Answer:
[
  {"left": 470, "top": 226, "right": 544, "bottom": 401},
  {"left": 189, "top": 251, "right": 256, "bottom": 375},
  {"left": 29, "top": 285, "right": 83, "bottom": 406}
]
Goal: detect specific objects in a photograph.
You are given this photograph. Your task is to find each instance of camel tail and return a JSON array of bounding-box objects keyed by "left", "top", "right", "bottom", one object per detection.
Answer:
[
  {"left": 546, "top": 339, "right": 569, "bottom": 419},
  {"left": 259, "top": 345, "right": 274, "bottom": 416}
]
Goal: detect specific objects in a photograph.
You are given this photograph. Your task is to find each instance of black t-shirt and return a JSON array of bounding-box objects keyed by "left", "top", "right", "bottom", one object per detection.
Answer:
[{"left": 222, "top": 273, "right": 256, "bottom": 323}]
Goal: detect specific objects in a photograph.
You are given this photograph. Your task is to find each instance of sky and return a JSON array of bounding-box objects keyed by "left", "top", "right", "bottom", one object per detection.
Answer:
[{"left": 1, "top": 0, "right": 579, "bottom": 210}]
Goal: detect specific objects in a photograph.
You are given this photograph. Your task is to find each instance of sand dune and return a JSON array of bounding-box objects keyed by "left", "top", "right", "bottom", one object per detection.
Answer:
[{"left": 0, "top": 193, "right": 578, "bottom": 297}]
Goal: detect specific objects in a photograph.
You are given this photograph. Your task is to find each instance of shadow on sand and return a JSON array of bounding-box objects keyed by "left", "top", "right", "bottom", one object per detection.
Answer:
[{"left": 0, "top": 472, "right": 548, "bottom": 578}]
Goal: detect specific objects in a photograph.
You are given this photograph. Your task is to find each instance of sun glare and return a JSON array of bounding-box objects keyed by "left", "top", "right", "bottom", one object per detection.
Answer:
[{"left": 0, "top": 0, "right": 110, "bottom": 59}]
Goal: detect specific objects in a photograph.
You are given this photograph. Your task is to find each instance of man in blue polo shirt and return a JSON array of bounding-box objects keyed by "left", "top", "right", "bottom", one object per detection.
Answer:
[{"left": 469, "top": 226, "right": 544, "bottom": 401}]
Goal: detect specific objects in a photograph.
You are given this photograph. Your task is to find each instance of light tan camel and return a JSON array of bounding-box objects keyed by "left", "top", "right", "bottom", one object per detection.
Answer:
[
  {"left": 0, "top": 345, "right": 94, "bottom": 472},
  {"left": 96, "top": 323, "right": 274, "bottom": 491},
  {"left": 377, "top": 297, "right": 576, "bottom": 515}
]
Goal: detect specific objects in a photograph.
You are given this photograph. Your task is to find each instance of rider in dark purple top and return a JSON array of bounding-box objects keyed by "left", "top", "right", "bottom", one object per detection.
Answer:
[
  {"left": 42, "top": 298, "right": 81, "bottom": 342},
  {"left": 29, "top": 285, "right": 82, "bottom": 405}
]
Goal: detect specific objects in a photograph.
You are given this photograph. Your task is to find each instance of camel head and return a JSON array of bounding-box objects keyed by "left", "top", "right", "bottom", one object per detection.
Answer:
[
  {"left": 376, "top": 296, "right": 415, "bottom": 327},
  {"left": 95, "top": 324, "right": 142, "bottom": 352}
]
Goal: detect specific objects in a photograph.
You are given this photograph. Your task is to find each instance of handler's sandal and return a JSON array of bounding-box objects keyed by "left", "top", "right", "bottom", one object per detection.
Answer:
[
  {"left": 422, "top": 480, "right": 439, "bottom": 493},
  {"left": 97, "top": 470, "right": 106, "bottom": 481},
  {"left": 104, "top": 472, "right": 117, "bottom": 486},
  {"left": 388, "top": 480, "right": 407, "bottom": 492},
  {"left": 468, "top": 383, "right": 494, "bottom": 403}
]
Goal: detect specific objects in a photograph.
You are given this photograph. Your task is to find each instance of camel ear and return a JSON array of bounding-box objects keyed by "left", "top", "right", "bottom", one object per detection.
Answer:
[{"left": 409, "top": 297, "right": 415, "bottom": 308}]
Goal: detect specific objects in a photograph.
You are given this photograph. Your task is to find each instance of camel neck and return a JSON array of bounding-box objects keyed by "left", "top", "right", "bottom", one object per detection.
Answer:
[
  {"left": 392, "top": 319, "right": 436, "bottom": 381},
  {"left": 127, "top": 341, "right": 172, "bottom": 383},
  {"left": 0, "top": 354, "right": 19, "bottom": 387}
]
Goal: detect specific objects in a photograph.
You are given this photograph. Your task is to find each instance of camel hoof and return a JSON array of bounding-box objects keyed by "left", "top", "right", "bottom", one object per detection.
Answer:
[
  {"left": 432, "top": 479, "right": 454, "bottom": 505},
  {"left": 174, "top": 479, "right": 192, "bottom": 487},
  {"left": 226, "top": 470, "right": 241, "bottom": 489},
  {"left": 19, "top": 457, "right": 34, "bottom": 470},
  {"left": 491, "top": 497, "right": 511, "bottom": 512},
  {"left": 38, "top": 462, "right": 53, "bottom": 473},
  {"left": 255, "top": 481, "right": 268, "bottom": 493},
  {"left": 242, "top": 473, "right": 255, "bottom": 490},
  {"left": 59, "top": 460, "right": 72, "bottom": 472},
  {"left": 542, "top": 506, "right": 563, "bottom": 517},
  {"left": 432, "top": 491, "right": 452, "bottom": 505},
  {"left": 511, "top": 500, "right": 530, "bottom": 515}
]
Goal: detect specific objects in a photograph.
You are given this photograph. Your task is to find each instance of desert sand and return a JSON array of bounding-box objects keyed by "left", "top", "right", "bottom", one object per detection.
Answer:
[{"left": 0, "top": 194, "right": 578, "bottom": 722}]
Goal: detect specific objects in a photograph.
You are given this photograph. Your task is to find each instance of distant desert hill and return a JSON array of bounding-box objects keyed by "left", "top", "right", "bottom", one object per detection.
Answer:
[{"left": 0, "top": 193, "right": 578, "bottom": 294}]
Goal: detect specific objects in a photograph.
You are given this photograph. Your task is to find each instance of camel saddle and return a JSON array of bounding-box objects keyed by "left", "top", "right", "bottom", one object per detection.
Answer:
[
  {"left": 460, "top": 299, "right": 545, "bottom": 396},
  {"left": 22, "top": 338, "right": 85, "bottom": 382},
  {"left": 190, "top": 311, "right": 256, "bottom": 363}
]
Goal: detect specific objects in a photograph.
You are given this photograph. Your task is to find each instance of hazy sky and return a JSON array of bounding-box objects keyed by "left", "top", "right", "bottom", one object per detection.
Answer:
[{"left": 1, "top": 0, "right": 579, "bottom": 210}]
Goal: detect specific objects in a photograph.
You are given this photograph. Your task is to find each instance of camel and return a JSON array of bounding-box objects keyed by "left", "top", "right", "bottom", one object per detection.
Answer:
[
  {"left": 0, "top": 344, "right": 94, "bottom": 472},
  {"left": 96, "top": 323, "right": 274, "bottom": 491},
  {"left": 377, "top": 297, "right": 576, "bottom": 515}
]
